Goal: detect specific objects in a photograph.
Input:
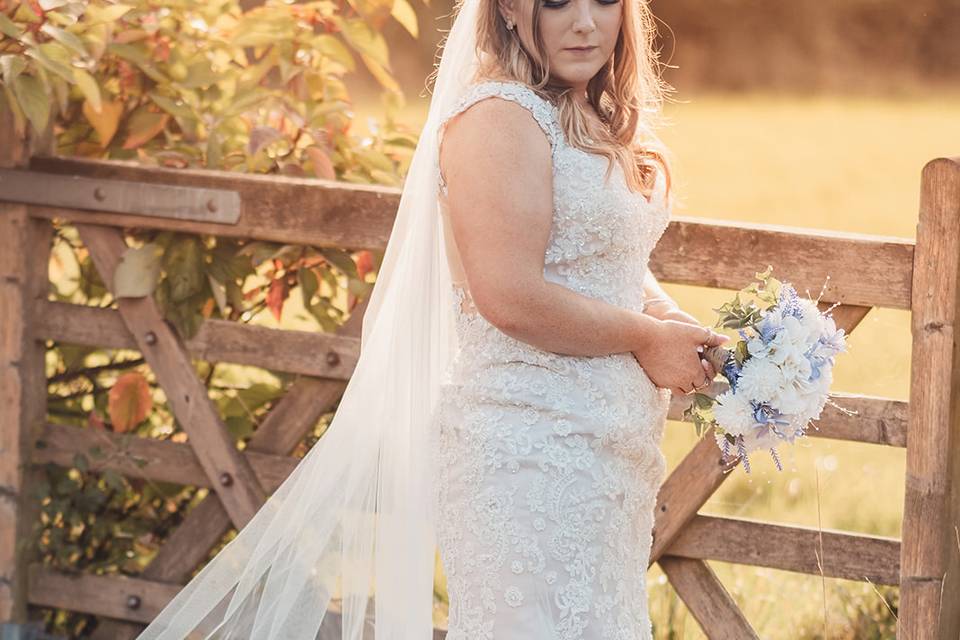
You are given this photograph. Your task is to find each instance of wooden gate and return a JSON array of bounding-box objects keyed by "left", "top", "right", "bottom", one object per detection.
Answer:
[{"left": 1, "top": 111, "right": 959, "bottom": 638}]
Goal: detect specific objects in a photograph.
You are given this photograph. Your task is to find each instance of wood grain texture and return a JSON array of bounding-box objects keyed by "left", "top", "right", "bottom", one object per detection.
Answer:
[
  {"left": 30, "top": 156, "right": 401, "bottom": 250},
  {"left": 650, "top": 216, "right": 914, "bottom": 309},
  {"left": 658, "top": 556, "right": 759, "bottom": 640},
  {"left": 28, "top": 565, "right": 184, "bottom": 625},
  {"left": 669, "top": 514, "right": 901, "bottom": 585},
  {"left": 34, "top": 300, "right": 360, "bottom": 379},
  {"left": 899, "top": 156, "right": 960, "bottom": 640},
  {"left": 0, "top": 210, "right": 51, "bottom": 623},
  {"left": 90, "top": 301, "right": 368, "bottom": 640},
  {"left": 77, "top": 224, "right": 267, "bottom": 527},
  {"left": 28, "top": 157, "right": 914, "bottom": 310},
  {"left": 32, "top": 423, "right": 298, "bottom": 489}
]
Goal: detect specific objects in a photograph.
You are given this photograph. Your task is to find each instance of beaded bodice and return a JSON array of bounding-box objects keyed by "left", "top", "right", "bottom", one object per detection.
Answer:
[{"left": 436, "top": 80, "right": 671, "bottom": 367}]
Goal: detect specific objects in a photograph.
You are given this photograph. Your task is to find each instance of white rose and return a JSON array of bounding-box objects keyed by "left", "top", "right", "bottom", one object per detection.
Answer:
[
  {"left": 713, "top": 391, "right": 756, "bottom": 437},
  {"left": 735, "top": 357, "right": 784, "bottom": 404}
]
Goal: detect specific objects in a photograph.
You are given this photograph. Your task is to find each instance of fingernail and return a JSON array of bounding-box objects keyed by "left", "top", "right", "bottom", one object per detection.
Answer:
[{"left": 696, "top": 345, "right": 704, "bottom": 353}]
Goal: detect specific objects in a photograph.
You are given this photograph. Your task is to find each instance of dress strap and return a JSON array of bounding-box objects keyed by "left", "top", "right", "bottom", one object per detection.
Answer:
[{"left": 437, "top": 80, "right": 563, "bottom": 197}]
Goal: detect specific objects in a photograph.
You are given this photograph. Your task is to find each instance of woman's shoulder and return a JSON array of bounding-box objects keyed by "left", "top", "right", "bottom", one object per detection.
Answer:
[{"left": 441, "top": 77, "right": 562, "bottom": 149}]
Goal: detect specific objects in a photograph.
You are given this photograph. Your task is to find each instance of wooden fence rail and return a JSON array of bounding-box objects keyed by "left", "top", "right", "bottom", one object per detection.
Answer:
[{"left": 1, "top": 113, "right": 959, "bottom": 638}]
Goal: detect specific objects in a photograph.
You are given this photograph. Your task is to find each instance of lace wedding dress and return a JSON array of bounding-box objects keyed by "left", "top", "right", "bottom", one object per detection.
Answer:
[{"left": 431, "top": 80, "right": 673, "bottom": 640}]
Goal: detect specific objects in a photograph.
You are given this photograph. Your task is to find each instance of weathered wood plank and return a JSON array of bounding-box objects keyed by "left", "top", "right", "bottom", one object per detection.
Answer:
[
  {"left": 28, "top": 565, "right": 184, "bottom": 625},
  {"left": 90, "top": 302, "right": 369, "bottom": 640},
  {"left": 77, "top": 224, "right": 267, "bottom": 527},
  {"left": 31, "top": 565, "right": 450, "bottom": 638},
  {"left": 29, "top": 155, "right": 401, "bottom": 250},
  {"left": 668, "top": 514, "right": 901, "bottom": 585},
  {"left": 25, "top": 157, "right": 914, "bottom": 310},
  {"left": 649, "top": 430, "right": 734, "bottom": 567},
  {"left": 0, "top": 209, "right": 51, "bottom": 623},
  {"left": 650, "top": 216, "right": 913, "bottom": 309},
  {"left": 899, "top": 155, "right": 960, "bottom": 640},
  {"left": 0, "top": 168, "right": 241, "bottom": 224},
  {"left": 658, "top": 556, "right": 759, "bottom": 640},
  {"left": 33, "top": 300, "right": 360, "bottom": 379},
  {"left": 32, "top": 423, "right": 298, "bottom": 490}
]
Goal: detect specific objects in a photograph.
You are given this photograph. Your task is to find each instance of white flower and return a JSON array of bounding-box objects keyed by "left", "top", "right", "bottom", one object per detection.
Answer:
[
  {"left": 779, "top": 348, "right": 812, "bottom": 384},
  {"left": 798, "top": 299, "right": 825, "bottom": 337},
  {"left": 735, "top": 358, "right": 785, "bottom": 404},
  {"left": 713, "top": 390, "right": 756, "bottom": 437}
]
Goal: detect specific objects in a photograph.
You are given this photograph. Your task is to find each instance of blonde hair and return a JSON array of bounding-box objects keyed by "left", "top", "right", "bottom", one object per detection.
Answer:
[{"left": 471, "top": 0, "right": 675, "bottom": 200}]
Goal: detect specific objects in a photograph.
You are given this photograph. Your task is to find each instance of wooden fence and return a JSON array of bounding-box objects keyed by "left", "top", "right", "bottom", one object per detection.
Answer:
[{"left": 1, "top": 112, "right": 958, "bottom": 638}]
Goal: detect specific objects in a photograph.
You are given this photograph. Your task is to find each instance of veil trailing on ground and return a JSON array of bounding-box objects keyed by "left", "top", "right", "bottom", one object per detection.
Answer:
[{"left": 137, "top": 0, "right": 480, "bottom": 637}]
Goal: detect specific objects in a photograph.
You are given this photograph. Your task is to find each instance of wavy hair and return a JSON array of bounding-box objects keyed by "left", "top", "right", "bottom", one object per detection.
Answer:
[{"left": 468, "top": 0, "right": 675, "bottom": 200}]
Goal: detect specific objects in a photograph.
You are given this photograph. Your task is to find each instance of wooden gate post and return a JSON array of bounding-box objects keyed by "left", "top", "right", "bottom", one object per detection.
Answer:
[
  {"left": 900, "top": 156, "right": 960, "bottom": 639},
  {"left": 0, "top": 98, "right": 53, "bottom": 623}
]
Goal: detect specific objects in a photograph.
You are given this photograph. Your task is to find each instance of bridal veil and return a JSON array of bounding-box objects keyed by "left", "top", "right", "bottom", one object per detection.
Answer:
[{"left": 136, "top": 0, "right": 480, "bottom": 636}]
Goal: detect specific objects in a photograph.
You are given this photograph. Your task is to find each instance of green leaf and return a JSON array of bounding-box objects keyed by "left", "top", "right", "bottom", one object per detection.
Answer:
[
  {"left": 107, "top": 43, "right": 166, "bottom": 83},
  {"left": 390, "top": 0, "right": 418, "bottom": 38},
  {"left": 12, "top": 74, "right": 50, "bottom": 134},
  {"left": 180, "top": 60, "right": 218, "bottom": 90},
  {"left": 338, "top": 17, "right": 390, "bottom": 71},
  {"left": 164, "top": 238, "right": 204, "bottom": 302},
  {"left": 313, "top": 35, "right": 355, "bottom": 72},
  {"left": 148, "top": 92, "right": 194, "bottom": 120},
  {"left": 232, "top": 13, "right": 295, "bottom": 48},
  {"left": 0, "top": 84, "right": 26, "bottom": 137},
  {"left": 122, "top": 106, "right": 168, "bottom": 149},
  {"left": 0, "top": 55, "right": 27, "bottom": 85},
  {"left": 298, "top": 267, "right": 318, "bottom": 307},
  {"left": 0, "top": 13, "right": 22, "bottom": 39},
  {"left": 84, "top": 3, "right": 134, "bottom": 25},
  {"left": 114, "top": 243, "right": 162, "bottom": 298},
  {"left": 207, "top": 273, "right": 228, "bottom": 315},
  {"left": 320, "top": 248, "right": 359, "bottom": 278},
  {"left": 40, "top": 23, "right": 88, "bottom": 57},
  {"left": 28, "top": 42, "right": 75, "bottom": 82},
  {"left": 72, "top": 69, "right": 101, "bottom": 113}
]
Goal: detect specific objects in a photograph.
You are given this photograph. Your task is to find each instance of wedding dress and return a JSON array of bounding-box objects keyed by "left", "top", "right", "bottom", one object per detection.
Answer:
[{"left": 432, "top": 79, "right": 674, "bottom": 640}]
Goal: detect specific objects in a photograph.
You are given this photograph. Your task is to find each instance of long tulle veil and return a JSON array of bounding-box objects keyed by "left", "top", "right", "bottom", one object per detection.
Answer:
[{"left": 136, "top": 0, "right": 480, "bottom": 635}]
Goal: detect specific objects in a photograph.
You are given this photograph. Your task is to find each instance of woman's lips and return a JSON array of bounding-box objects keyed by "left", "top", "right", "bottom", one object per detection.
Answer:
[{"left": 565, "top": 46, "right": 598, "bottom": 54}]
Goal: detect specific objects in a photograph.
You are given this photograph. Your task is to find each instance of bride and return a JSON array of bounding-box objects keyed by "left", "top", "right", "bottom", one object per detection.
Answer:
[{"left": 137, "top": 0, "right": 728, "bottom": 637}]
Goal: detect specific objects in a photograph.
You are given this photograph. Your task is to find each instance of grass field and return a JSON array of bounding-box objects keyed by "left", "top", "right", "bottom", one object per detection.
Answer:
[{"left": 354, "top": 89, "right": 960, "bottom": 637}]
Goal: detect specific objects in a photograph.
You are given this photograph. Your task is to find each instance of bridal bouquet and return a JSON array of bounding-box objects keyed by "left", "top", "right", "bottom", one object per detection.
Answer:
[{"left": 684, "top": 267, "right": 848, "bottom": 473}]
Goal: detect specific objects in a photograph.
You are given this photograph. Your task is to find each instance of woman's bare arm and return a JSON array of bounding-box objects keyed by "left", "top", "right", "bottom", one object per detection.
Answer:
[
  {"left": 439, "top": 96, "right": 661, "bottom": 358},
  {"left": 640, "top": 269, "right": 680, "bottom": 320}
]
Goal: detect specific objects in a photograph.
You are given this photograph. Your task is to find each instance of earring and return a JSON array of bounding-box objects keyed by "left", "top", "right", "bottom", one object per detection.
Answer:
[{"left": 505, "top": 17, "right": 515, "bottom": 30}]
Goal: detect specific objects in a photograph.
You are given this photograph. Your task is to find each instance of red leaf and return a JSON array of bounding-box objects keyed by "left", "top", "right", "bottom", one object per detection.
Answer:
[
  {"left": 108, "top": 372, "right": 152, "bottom": 433},
  {"left": 355, "top": 250, "right": 373, "bottom": 279},
  {"left": 266, "top": 278, "right": 289, "bottom": 322}
]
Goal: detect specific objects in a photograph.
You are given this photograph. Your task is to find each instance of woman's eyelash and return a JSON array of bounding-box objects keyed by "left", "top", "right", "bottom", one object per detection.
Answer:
[{"left": 542, "top": 0, "right": 620, "bottom": 7}]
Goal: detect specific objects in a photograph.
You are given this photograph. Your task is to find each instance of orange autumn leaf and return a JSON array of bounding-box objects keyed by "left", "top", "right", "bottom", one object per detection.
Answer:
[
  {"left": 355, "top": 250, "right": 373, "bottom": 279},
  {"left": 82, "top": 99, "right": 124, "bottom": 148},
  {"left": 266, "top": 278, "right": 289, "bottom": 322},
  {"left": 108, "top": 372, "right": 152, "bottom": 433}
]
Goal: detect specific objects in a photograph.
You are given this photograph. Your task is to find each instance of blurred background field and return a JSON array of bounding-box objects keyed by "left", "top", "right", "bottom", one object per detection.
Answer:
[{"left": 343, "top": 1, "right": 959, "bottom": 636}]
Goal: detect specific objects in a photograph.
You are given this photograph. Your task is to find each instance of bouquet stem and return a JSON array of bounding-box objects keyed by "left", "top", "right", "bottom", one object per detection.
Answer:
[{"left": 702, "top": 345, "right": 733, "bottom": 377}]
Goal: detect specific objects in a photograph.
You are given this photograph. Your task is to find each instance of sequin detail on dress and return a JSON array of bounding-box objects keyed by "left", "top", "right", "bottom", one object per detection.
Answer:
[{"left": 432, "top": 80, "right": 672, "bottom": 640}]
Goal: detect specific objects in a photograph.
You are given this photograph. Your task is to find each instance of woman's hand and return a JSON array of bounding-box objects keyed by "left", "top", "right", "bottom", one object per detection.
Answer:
[
  {"left": 644, "top": 301, "right": 722, "bottom": 382},
  {"left": 632, "top": 316, "right": 729, "bottom": 396}
]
